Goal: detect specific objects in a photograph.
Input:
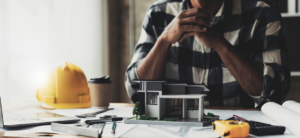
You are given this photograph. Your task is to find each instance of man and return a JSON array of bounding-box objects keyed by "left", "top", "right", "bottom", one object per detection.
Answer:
[{"left": 125, "top": 0, "right": 290, "bottom": 108}]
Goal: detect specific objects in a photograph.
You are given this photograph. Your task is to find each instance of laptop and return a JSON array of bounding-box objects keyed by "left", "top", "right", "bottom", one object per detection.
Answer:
[{"left": 0, "top": 97, "right": 80, "bottom": 128}]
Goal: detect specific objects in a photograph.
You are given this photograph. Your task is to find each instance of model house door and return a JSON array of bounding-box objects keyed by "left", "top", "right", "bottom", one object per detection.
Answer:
[{"left": 166, "top": 99, "right": 182, "bottom": 117}]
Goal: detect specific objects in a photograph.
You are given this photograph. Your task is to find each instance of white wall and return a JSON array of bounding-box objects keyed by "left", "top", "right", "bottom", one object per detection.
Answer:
[
  {"left": 0, "top": 0, "right": 108, "bottom": 101},
  {"left": 186, "top": 110, "right": 199, "bottom": 119},
  {"left": 146, "top": 105, "right": 159, "bottom": 118}
]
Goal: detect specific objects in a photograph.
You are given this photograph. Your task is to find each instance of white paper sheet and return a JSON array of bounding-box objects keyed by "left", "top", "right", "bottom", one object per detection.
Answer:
[
  {"left": 96, "top": 107, "right": 134, "bottom": 118},
  {"left": 149, "top": 125, "right": 190, "bottom": 137},
  {"left": 1, "top": 106, "right": 298, "bottom": 138},
  {"left": 100, "top": 109, "right": 297, "bottom": 138},
  {"left": 185, "top": 126, "right": 219, "bottom": 138},
  {"left": 119, "top": 125, "right": 206, "bottom": 138},
  {"left": 282, "top": 100, "right": 300, "bottom": 115},
  {"left": 102, "top": 123, "right": 136, "bottom": 138},
  {"left": 49, "top": 108, "right": 104, "bottom": 118},
  {"left": 49, "top": 107, "right": 134, "bottom": 119},
  {"left": 205, "top": 109, "right": 278, "bottom": 125},
  {"left": 262, "top": 102, "right": 300, "bottom": 137},
  {"left": 102, "top": 123, "right": 219, "bottom": 138}
]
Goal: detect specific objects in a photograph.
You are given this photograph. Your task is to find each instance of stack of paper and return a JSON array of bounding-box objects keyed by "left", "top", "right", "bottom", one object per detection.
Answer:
[{"left": 262, "top": 101, "right": 300, "bottom": 137}]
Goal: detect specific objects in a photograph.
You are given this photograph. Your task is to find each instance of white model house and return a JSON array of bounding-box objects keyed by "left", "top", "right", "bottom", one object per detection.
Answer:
[{"left": 134, "top": 80, "right": 209, "bottom": 122}]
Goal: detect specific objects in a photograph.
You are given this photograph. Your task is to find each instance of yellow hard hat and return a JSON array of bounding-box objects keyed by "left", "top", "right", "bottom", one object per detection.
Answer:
[{"left": 36, "top": 62, "right": 91, "bottom": 109}]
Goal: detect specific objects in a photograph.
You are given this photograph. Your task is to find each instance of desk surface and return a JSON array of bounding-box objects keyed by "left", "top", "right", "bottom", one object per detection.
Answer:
[{"left": 0, "top": 101, "right": 259, "bottom": 138}]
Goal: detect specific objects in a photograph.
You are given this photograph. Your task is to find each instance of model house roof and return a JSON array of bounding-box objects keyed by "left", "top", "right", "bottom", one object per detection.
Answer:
[{"left": 134, "top": 79, "right": 209, "bottom": 95}]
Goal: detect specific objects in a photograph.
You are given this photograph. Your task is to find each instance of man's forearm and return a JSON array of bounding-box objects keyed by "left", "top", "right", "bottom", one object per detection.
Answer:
[
  {"left": 136, "top": 7, "right": 212, "bottom": 80},
  {"left": 214, "top": 38, "right": 264, "bottom": 96},
  {"left": 136, "top": 38, "right": 170, "bottom": 80}
]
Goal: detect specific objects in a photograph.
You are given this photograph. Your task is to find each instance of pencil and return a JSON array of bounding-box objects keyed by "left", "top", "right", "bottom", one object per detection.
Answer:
[
  {"left": 111, "top": 121, "right": 116, "bottom": 134},
  {"left": 233, "top": 114, "right": 248, "bottom": 121}
]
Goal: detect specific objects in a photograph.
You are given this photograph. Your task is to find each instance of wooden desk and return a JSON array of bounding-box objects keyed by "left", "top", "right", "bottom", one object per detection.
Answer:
[{"left": 0, "top": 102, "right": 258, "bottom": 138}]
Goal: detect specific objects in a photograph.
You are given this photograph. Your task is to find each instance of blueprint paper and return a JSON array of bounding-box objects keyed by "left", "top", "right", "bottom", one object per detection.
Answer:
[
  {"left": 100, "top": 109, "right": 298, "bottom": 138},
  {"left": 102, "top": 123, "right": 137, "bottom": 138},
  {"left": 262, "top": 102, "right": 300, "bottom": 137},
  {"left": 185, "top": 127, "right": 219, "bottom": 138},
  {"left": 282, "top": 100, "right": 300, "bottom": 115},
  {"left": 121, "top": 125, "right": 174, "bottom": 138},
  {"left": 119, "top": 125, "right": 219, "bottom": 138},
  {"left": 47, "top": 107, "right": 299, "bottom": 138},
  {"left": 49, "top": 108, "right": 104, "bottom": 118},
  {"left": 96, "top": 107, "right": 134, "bottom": 118},
  {"left": 49, "top": 107, "right": 134, "bottom": 118},
  {"left": 149, "top": 125, "right": 190, "bottom": 137},
  {"left": 102, "top": 124, "right": 219, "bottom": 138},
  {"left": 204, "top": 109, "right": 278, "bottom": 125}
]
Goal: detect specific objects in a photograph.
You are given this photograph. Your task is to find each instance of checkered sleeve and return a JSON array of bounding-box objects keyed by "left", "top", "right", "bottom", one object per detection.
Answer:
[
  {"left": 250, "top": 3, "right": 290, "bottom": 107},
  {"left": 125, "top": 8, "right": 157, "bottom": 103}
]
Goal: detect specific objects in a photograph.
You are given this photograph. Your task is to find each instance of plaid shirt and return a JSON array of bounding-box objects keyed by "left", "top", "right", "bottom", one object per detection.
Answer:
[{"left": 125, "top": 0, "right": 290, "bottom": 108}]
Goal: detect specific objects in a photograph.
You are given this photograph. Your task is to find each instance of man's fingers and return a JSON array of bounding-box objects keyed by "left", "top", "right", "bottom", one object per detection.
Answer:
[
  {"left": 180, "top": 8, "right": 211, "bottom": 22},
  {"left": 180, "top": 16, "right": 212, "bottom": 28},
  {"left": 181, "top": 25, "right": 207, "bottom": 32},
  {"left": 178, "top": 32, "right": 195, "bottom": 42}
]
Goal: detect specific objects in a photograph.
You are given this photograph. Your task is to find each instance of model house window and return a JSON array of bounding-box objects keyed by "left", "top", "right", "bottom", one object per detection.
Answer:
[
  {"left": 147, "top": 92, "right": 159, "bottom": 105},
  {"left": 187, "top": 99, "right": 199, "bottom": 110},
  {"left": 166, "top": 99, "right": 182, "bottom": 117}
]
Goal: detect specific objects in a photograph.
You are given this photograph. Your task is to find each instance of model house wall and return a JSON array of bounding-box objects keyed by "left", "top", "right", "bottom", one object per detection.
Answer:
[{"left": 135, "top": 80, "right": 208, "bottom": 121}]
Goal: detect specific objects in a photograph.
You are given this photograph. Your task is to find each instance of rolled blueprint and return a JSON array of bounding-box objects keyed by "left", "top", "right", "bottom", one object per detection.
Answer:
[
  {"left": 261, "top": 102, "right": 300, "bottom": 137},
  {"left": 282, "top": 100, "right": 300, "bottom": 115}
]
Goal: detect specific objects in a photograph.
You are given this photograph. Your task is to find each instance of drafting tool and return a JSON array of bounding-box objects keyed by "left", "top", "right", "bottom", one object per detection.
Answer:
[
  {"left": 111, "top": 121, "right": 116, "bottom": 134},
  {"left": 100, "top": 115, "right": 117, "bottom": 119},
  {"left": 233, "top": 115, "right": 247, "bottom": 121},
  {"left": 228, "top": 115, "right": 286, "bottom": 136},
  {"left": 85, "top": 117, "right": 123, "bottom": 124},
  {"left": 51, "top": 122, "right": 105, "bottom": 137},
  {"left": 212, "top": 120, "right": 249, "bottom": 138},
  {"left": 75, "top": 108, "right": 114, "bottom": 118}
]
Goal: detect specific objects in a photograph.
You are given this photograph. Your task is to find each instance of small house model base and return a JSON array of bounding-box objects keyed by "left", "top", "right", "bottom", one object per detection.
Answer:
[
  {"left": 124, "top": 115, "right": 219, "bottom": 127},
  {"left": 129, "top": 80, "right": 215, "bottom": 126}
]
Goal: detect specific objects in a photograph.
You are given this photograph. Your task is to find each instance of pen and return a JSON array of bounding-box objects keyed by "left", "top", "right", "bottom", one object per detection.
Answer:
[
  {"left": 233, "top": 114, "right": 248, "bottom": 121},
  {"left": 111, "top": 121, "right": 116, "bottom": 134},
  {"left": 76, "top": 108, "right": 114, "bottom": 118},
  {"left": 85, "top": 117, "right": 123, "bottom": 124},
  {"left": 98, "top": 123, "right": 105, "bottom": 138},
  {"left": 85, "top": 120, "right": 111, "bottom": 124}
]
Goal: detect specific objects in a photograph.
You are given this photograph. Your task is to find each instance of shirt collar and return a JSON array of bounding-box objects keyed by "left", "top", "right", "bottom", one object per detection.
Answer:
[
  {"left": 182, "top": 0, "right": 188, "bottom": 10},
  {"left": 215, "top": 0, "right": 225, "bottom": 17},
  {"left": 181, "top": 0, "right": 225, "bottom": 17}
]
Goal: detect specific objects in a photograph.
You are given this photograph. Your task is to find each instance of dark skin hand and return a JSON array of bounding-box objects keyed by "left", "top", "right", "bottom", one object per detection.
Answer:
[
  {"left": 137, "top": 7, "right": 212, "bottom": 80},
  {"left": 137, "top": 0, "right": 264, "bottom": 96}
]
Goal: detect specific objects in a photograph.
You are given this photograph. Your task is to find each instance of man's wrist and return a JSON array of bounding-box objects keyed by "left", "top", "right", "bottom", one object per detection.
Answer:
[
  {"left": 213, "top": 37, "right": 230, "bottom": 54},
  {"left": 157, "top": 36, "right": 171, "bottom": 48}
]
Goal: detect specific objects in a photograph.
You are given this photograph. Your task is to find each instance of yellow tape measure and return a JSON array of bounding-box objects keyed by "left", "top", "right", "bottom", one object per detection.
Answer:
[{"left": 212, "top": 120, "right": 249, "bottom": 138}]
